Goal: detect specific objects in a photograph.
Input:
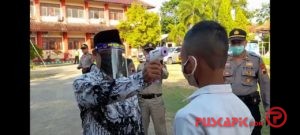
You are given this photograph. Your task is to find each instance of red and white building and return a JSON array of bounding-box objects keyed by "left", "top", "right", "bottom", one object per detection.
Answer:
[{"left": 30, "top": 0, "right": 153, "bottom": 62}]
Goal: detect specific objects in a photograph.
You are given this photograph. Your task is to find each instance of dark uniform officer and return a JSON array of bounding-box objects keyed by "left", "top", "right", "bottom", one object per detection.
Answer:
[{"left": 224, "top": 28, "right": 270, "bottom": 135}]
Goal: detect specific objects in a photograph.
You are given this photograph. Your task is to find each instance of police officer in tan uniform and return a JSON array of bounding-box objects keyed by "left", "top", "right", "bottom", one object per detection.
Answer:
[
  {"left": 137, "top": 43, "right": 169, "bottom": 135},
  {"left": 77, "top": 44, "right": 93, "bottom": 74},
  {"left": 224, "top": 28, "right": 270, "bottom": 135}
]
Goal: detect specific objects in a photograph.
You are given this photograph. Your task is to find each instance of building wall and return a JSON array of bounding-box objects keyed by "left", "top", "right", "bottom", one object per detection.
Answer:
[{"left": 30, "top": 0, "right": 129, "bottom": 62}]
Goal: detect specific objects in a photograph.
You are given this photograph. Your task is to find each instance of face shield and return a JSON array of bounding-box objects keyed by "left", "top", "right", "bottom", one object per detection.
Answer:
[{"left": 95, "top": 42, "right": 128, "bottom": 79}]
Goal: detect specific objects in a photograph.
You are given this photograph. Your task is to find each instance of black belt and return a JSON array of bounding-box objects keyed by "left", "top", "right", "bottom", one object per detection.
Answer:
[
  {"left": 139, "top": 94, "right": 162, "bottom": 99},
  {"left": 237, "top": 91, "right": 260, "bottom": 105}
]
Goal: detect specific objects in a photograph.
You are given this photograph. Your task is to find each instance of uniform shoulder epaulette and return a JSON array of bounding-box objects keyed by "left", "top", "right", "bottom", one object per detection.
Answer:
[{"left": 248, "top": 51, "right": 261, "bottom": 59}]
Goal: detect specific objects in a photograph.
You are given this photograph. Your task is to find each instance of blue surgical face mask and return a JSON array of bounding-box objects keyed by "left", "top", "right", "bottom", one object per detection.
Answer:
[{"left": 229, "top": 45, "right": 245, "bottom": 56}]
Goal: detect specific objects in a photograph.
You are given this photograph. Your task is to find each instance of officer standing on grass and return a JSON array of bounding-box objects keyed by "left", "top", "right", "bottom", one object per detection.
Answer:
[
  {"left": 224, "top": 28, "right": 270, "bottom": 135},
  {"left": 137, "top": 43, "right": 169, "bottom": 135}
]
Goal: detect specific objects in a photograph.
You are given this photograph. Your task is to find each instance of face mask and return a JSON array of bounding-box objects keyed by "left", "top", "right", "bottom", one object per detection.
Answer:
[
  {"left": 182, "top": 56, "right": 198, "bottom": 87},
  {"left": 229, "top": 45, "right": 245, "bottom": 56}
]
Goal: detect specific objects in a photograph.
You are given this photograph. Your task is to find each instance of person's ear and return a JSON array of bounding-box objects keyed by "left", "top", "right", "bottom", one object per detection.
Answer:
[
  {"left": 243, "top": 40, "right": 248, "bottom": 46},
  {"left": 183, "top": 56, "right": 197, "bottom": 74}
]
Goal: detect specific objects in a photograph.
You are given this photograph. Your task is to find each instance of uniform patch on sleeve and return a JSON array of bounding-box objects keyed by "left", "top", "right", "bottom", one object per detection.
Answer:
[{"left": 246, "top": 62, "right": 253, "bottom": 67}]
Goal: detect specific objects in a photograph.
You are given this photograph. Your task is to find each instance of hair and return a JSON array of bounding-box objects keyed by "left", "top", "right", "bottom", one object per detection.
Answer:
[
  {"left": 92, "top": 49, "right": 97, "bottom": 55},
  {"left": 183, "top": 21, "right": 229, "bottom": 70}
]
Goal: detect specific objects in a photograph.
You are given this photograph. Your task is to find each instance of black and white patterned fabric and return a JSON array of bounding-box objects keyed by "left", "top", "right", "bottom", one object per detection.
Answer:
[{"left": 73, "top": 67, "right": 146, "bottom": 135}]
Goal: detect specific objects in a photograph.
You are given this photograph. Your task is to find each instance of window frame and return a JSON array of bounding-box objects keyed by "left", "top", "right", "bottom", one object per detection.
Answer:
[
  {"left": 109, "top": 9, "right": 123, "bottom": 20},
  {"left": 40, "top": 3, "right": 61, "bottom": 17},
  {"left": 42, "top": 37, "right": 62, "bottom": 50},
  {"left": 67, "top": 6, "right": 84, "bottom": 18},
  {"left": 89, "top": 7, "right": 104, "bottom": 19},
  {"left": 68, "top": 38, "right": 85, "bottom": 50}
]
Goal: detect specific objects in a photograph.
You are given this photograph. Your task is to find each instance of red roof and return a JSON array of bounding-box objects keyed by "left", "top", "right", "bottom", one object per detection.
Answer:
[{"left": 90, "top": 0, "right": 155, "bottom": 9}]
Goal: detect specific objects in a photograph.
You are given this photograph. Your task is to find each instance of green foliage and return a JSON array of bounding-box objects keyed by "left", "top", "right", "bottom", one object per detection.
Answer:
[
  {"left": 117, "top": 2, "right": 161, "bottom": 48},
  {"left": 177, "top": 0, "right": 213, "bottom": 27},
  {"left": 217, "top": 0, "right": 234, "bottom": 33},
  {"left": 160, "top": 0, "right": 180, "bottom": 34},
  {"left": 231, "top": 0, "right": 247, "bottom": 9},
  {"left": 253, "top": 3, "right": 270, "bottom": 25},
  {"left": 234, "top": 7, "right": 250, "bottom": 30},
  {"left": 30, "top": 42, "right": 43, "bottom": 60},
  {"left": 234, "top": 6, "right": 250, "bottom": 39},
  {"left": 209, "top": 0, "right": 221, "bottom": 21},
  {"left": 160, "top": 0, "right": 256, "bottom": 43},
  {"left": 168, "top": 22, "right": 187, "bottom": 45}
]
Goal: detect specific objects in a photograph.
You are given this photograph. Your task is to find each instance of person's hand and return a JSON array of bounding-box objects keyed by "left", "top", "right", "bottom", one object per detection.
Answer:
[
  {"left": 143, "top": 60, "right": 162, "bottom": 83},
  {"left": 82, "top": 67, "right": 88, "bottom": 73}
]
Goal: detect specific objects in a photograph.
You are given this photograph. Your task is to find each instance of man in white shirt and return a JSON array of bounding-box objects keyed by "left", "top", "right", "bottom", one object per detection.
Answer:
[{"left": 173, "top": 21, "right": 255, "bottom": 135}]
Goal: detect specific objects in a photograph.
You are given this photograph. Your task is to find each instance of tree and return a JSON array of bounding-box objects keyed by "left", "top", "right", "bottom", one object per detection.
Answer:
[
  {"left": 254, "top": 3, "right": 270, "bottom": 25},
  {"left": 159, "top": 0, "right": 254, "bottom": 43},
  {"left": 30, "top": 42, "right": 43, "bottom": 60},
  {"left": 231, "top": 0, "right": 247, "bottom": 9},
  {"left": 217, "top": 0, "right": 234, "bottom": 33},
  {"left": 168, "top": 22, "right": 187, "bottom": 45},
  {"left": 209, "top": 0, "right": 221, "bottom": 21},
  {"left": 117, "top": 2, "right": 161, "bottom": 48},
  {"left": 160, "top": 0, "right": 180, "bottom": 34},
  {"left": 177, "top": 0, "right": 213, "bottom": 27},
  {"left": 234, "top": 6, "right": 250, "bottom": 33},
  {"left": 231, "top": 0, "right": 253, "bottom": 18}
]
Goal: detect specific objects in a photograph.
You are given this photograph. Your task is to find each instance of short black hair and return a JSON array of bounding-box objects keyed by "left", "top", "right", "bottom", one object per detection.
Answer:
[
  {"left": 92, "top": 49, "right": 97, "bottom": 55},
  {"left": 183, "top": 21, "right": 228, "bottom": 70}
]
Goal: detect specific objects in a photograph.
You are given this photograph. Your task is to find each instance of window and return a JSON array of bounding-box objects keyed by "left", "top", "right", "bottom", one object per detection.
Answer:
[
  {"left": 67, "top": 6, "right": 84, "bottom": 18},
  {"left": 30, "top": 2, "right": 34, "bottom": 17},
  {"left": 109, "top": 9, "right": 123, "bottom": 20},
  {"left": 40, "top": 3, "right": 60, "bottom": 16},
  {"left": 89, "top": 8, "right": 104, "bottom": 19},
  {"left": 42, "top": 38, "right": 62, "bottom": 50},
  {"left": 68, "top": 38, "right": 85, "bottom": 50}
]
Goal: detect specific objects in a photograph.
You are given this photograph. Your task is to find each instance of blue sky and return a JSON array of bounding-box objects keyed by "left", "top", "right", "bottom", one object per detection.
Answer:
[{"left": 143, "top": 0, "right": 270, "bottom": 12}]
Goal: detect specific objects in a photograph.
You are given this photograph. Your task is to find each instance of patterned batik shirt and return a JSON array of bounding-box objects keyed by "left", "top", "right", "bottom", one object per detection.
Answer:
[{"left": 73, "top": 67, "right": 146, "bottom": 135}]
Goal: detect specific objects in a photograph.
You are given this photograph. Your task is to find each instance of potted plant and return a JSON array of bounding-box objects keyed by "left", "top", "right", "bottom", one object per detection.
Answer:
[{"left": 53, "top": 49, "right": 63, "bottom": 63}]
